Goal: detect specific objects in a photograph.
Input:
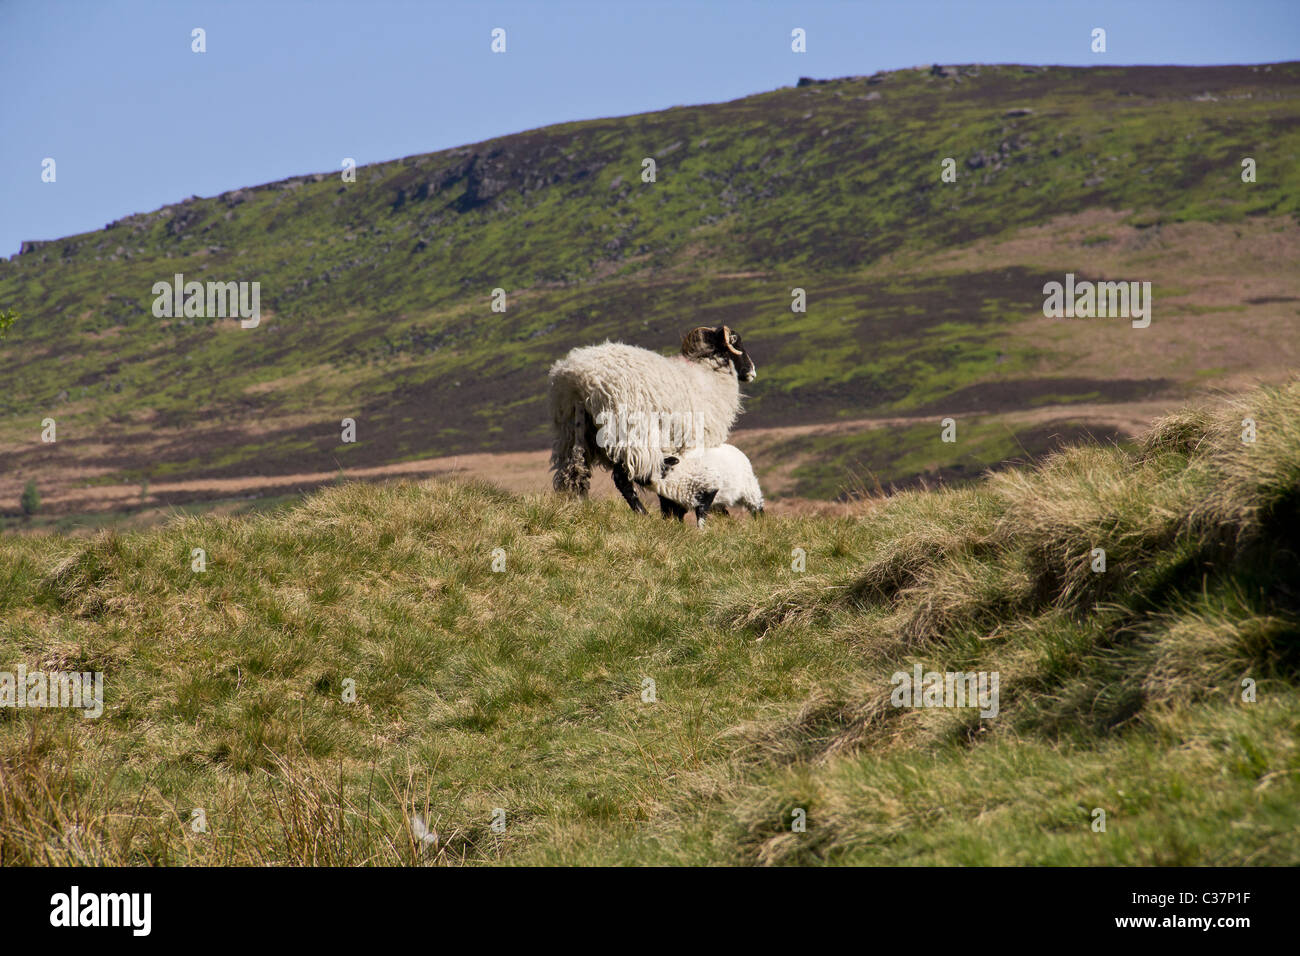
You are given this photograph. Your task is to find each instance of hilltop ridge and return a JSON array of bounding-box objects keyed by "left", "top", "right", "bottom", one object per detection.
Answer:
[{"left": 2, "top": 62, "right": 1298, "bottom": 524}]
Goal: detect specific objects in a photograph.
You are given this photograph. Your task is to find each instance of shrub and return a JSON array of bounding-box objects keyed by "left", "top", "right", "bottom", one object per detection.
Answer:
[{"left": 19, "top": 480, "right": 39, "bottom": 517}]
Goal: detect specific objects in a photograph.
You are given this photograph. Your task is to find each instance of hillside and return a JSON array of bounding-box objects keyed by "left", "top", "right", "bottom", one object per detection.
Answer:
[
  {"left": 2, "top": 62, "right": 1299, "bottom": 524},
  {"left": 0, "top": 381, "right": 1297, "bottom": 864}
]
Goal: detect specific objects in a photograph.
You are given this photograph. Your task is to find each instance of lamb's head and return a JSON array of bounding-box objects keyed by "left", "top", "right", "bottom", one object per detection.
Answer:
[{"left": 680, "top": 326, "right": 756, "bottom": 382}]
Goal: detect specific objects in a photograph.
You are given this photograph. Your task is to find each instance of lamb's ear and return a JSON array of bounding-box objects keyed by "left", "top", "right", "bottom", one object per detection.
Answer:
[
  {"left": 681, "top": 326, "right": 721, "bottom": 359},
  {"left": 661, "top": 456, "right": 679, "bottom": 477}
]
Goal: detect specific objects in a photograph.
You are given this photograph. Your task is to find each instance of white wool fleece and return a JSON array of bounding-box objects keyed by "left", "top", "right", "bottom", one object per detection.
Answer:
[
  {"left": 657, "top": 443, "right": 764, "bottom": 513},
  {"left": 548, "top": 342, "right": 743, "bottom": 483}
]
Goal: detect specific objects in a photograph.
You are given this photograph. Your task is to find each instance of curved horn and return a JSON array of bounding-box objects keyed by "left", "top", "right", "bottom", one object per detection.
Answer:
[{"left": 721, "top": 325, "right": 743, "bottom": 357}]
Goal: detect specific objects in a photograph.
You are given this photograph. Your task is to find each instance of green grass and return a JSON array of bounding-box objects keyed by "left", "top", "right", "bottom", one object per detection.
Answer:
[
  {"left": 1, "top": 380, "right": 1297, "bottom": 865},
  {"left": 0, "top": 493, "right": 308, "bottom": 536},
  {"left": 778, "top": 419, "right": 1029, "bottom": 497}
]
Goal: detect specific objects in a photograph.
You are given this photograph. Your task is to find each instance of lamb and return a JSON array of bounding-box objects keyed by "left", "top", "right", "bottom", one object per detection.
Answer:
[
  {"left": 649, "top": 456, "right": 722, "bottom": 526},
  {"left": 652, "top": 443, "right": 765, "bottom": 528},
  {"left": 548, "top": 326, "right": 756, "bottom": 513}
]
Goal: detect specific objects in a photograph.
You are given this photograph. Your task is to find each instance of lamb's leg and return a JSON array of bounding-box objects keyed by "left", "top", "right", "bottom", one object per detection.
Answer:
[
  {"left": 694, "top": 490, "right": 718, "bottom": 529},
  {"left": 612, "top": 465, "right": 648, "bottom": 514},
  {"left": 659, "top": 495, "right": 687, "bottom": 521}
]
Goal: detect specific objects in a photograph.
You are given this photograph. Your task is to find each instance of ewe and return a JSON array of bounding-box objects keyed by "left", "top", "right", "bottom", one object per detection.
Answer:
[{"left": 548, "top": 326, "right": 756, "bottom": 513}]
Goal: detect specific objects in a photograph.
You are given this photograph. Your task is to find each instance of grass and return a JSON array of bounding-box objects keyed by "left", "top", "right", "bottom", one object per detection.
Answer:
[
  {"left": 1, "top": 380, "right": 1297, "bottom": 865},
  {"left": 0, "top": 493, "right": 307, "bottom": 536}
]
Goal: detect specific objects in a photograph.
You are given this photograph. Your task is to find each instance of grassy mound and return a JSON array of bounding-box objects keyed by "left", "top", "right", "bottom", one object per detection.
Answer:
[{"left": 1, "top": 381, "right": 1297, "bottom": 865}]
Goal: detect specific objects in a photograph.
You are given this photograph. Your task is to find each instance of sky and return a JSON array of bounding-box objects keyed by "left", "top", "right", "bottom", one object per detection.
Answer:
[{"left": 2, "top": 0, "right": 1297, "bottom": 256}]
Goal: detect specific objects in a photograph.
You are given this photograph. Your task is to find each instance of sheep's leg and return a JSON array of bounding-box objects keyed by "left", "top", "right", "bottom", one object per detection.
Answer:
[
  {"left": 552, "top": 407, "right": 593, "bottom": 495},
  {"left": 556, "top": 442, "right": 592, "bottom": 496},
  {"left": 612, "top": 465, "right": 648, "bottom": 514},
  {"left": 659, "top": 495, "right": 687, "bottom": 521},
  {"left": 693, "top": 490, "right": 718, "bottom": 529}
]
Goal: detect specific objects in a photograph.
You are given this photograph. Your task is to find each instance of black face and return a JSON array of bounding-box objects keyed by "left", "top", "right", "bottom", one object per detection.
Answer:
[
  {"left": 681, "top": 325, "right": 757, "bottom": 381},
  {"left": 719, "top": 327, "right": 756, "bottom": 382}
]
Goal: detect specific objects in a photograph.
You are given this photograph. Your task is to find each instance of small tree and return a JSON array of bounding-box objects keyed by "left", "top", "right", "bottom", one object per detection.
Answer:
[
  {"left": 20, "top": 480, "right": 39, "bottom": 517},
  {"left": 0, "top": 308, "right": 16, "bottom": 339}
]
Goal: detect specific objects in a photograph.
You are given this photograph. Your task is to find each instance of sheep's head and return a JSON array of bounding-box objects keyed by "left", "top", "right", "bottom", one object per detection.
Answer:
[{"left": 680, "top": 326, "right": 756, "bottom": 382}]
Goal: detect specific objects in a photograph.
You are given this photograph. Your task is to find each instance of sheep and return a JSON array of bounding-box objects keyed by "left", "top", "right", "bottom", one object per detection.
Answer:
[
  {"left": 652, "top": 443, "right": 765, "bottom": 527},
  {"left": 548, "top": 326, "right": 756, "bottom": 513},
  {"left": 649, "top": 456, "right": 723, "bottom": 526}
]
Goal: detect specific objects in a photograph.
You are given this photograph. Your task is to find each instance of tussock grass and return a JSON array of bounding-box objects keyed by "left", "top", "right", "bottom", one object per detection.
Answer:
[{"left": 2, "top": 383, "right": 1299, "bottom": 865}]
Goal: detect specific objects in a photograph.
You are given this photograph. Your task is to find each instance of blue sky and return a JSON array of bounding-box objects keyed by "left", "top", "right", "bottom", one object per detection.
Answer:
[{"left": 2, "top": 0, "right": 1297, "bottom": 256}]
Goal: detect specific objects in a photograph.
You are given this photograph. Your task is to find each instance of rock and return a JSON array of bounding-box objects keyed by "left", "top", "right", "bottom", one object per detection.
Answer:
[
  {"left": 931, "top": 64, "right": 980, "bottom": 79},
  {"left": 1004, "top": 107, "right": 1034, "bottom": 117}
]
